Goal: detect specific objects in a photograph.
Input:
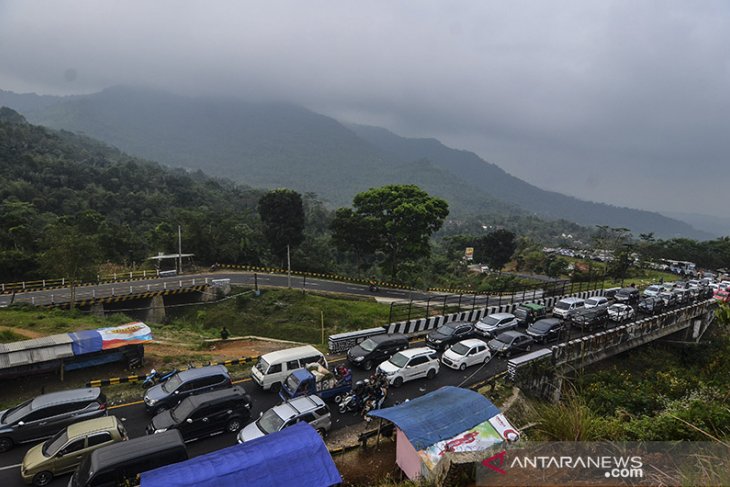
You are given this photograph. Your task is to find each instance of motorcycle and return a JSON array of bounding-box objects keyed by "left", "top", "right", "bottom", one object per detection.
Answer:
[
  {"left": 338, "top": 391, "right": 364, "bottom": 414},
  {"left": 141, "top": 367, "right": 178, "bottom": 388},
  {"left": 141, "top": 362, "right": 197, "bottom": 388}
]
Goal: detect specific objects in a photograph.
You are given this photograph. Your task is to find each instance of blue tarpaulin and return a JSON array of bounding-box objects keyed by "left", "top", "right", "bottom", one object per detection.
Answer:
[
  {"left": 68, "top": 330, "right": 103, "bottom": 356},
  {"left": 368, "top": 386, "right": 500, "bottom": 450},
  {"left": 140, "top": 422, "right": 342, "bottom": 487},
  {"left": 64, "top": 351, "right": 124, "bottom": 371}
]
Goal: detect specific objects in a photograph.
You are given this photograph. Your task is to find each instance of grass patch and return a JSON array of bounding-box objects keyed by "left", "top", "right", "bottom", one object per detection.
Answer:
[
  {"left": 0, "top": 329, "right": 25, "bottom": 342},
  {"left": 0, "top": 307, "right": 131, "bottom": 335},
  {"left": 169, "top": 288, "right": 391, "bottom": 344}
]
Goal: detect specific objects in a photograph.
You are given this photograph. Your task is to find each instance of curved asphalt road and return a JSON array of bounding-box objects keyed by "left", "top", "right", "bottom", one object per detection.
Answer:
[{"left": 0, "top": 271, "right": 530, "bottom": 309}]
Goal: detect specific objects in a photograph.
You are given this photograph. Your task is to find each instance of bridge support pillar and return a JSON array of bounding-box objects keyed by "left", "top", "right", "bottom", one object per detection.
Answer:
[
  {"left": 509, "top": 350, "right": 564, "bottom": 403},
  {"left": 90, "top": 302, "right": 105, "bottom": 317},
  {"left": 146, "top": 295, "right": 166, "bottom": 323},
  {"left": 204, "top": 282, "right": 229, "bottom": 302}
]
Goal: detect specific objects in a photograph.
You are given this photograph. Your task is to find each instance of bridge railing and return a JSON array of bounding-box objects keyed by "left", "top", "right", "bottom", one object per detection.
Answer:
[
  {"left": 386, "top": 278, "right": 604, "bottom": 323},
  {"left": 328, "top": 287, "right": 606, "bottom": 353},
  {"left": 507, "top": 299, "right": 717, "bottom": 401},
  {"left": 6, "top": 277, "right": 213, "bottom": 307},
  {"left": 551, "top": 299, "right": 716, "bottom": 367},
  {"left": 0, "top": 270, "right": 163, "bottom": 294}
]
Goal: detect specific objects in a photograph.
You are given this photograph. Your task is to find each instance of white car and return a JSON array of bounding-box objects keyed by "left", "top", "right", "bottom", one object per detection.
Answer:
[
  {"left": 642, "top": 285, "right": 663, "bottom": 298},
  {"left": 584, "top": 296, "right": 608, "bottom": 309},
  {"left": 377, "top": 347, "right": 439, "bottom": 387},
  {"left": 441, "top": 339, "right": 491, "bottom": 371},
  {"left": 607, "top": 303, "right": 635, "bottom": 322}
]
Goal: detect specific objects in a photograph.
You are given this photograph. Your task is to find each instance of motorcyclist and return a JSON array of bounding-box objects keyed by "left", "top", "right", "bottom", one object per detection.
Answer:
[{"left": 335, "top": 364, "right": 351, "bottom": 383}]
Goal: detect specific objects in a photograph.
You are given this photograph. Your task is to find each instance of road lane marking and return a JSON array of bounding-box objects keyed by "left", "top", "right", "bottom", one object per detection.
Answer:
[
  {"left": 109, "top": 400, "right": 144, "bottom": 410},
  {"left": 0, "top": 464, "right": 20, "bottom": 471}
]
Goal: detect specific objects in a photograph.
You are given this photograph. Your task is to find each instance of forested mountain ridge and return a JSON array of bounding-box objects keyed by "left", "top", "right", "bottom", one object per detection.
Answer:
[
  {"left": 0, "top": 107, "right": 594, "bottom": 285},
  {"left": 0, "top": 107, "right": 272, "bottom": 279},
  {"left": 0, "top": 87, "right": 710, "bottom": 239}
]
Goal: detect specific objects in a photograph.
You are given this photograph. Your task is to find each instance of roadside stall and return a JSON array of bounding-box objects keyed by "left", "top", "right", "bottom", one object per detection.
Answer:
[{"left": 368, "top": 386, "right": 519, "bottom": 482}]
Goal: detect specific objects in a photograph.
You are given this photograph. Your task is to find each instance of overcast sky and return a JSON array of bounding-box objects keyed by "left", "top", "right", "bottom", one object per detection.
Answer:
[{"left": 1, "top": 1, "right": 729, "bottom": 218}]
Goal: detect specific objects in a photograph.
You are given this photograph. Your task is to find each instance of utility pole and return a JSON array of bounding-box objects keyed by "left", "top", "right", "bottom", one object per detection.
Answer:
[
  {"left": 178, "top": 225, "right": 183, "bottom": 274},
  {"left": 287, "top": 244, "right": 292, "bottom": 288}
]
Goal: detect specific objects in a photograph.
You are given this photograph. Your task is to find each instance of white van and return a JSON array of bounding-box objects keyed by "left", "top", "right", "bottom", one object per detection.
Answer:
[
  {"left": 251, "top": 345, "right": 327, "bottom": 391},
  {"left": 552, "top": 297, "right": 585, "bottom": 319}
]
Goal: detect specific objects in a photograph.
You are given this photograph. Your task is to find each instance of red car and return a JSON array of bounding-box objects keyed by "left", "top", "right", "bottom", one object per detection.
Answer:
[{"left": 713, "top": 289, "right": 730, "bottom": 303}]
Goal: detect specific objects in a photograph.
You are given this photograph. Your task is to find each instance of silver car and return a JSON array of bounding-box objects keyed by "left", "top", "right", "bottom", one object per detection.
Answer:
[
  {"left": 237, "top": 395, "right": 331, "bottom": 442},
  {"left": 474, "top": 313, "right": 518, "bottom": 338}
]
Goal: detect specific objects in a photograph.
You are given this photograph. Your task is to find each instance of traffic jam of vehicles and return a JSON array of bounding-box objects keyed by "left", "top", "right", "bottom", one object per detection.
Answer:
[{"left": 0, "top": 279, "right": 721, "bottom": 486}]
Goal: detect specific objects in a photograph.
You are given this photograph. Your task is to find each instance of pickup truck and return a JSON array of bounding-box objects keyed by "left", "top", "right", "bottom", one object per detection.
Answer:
[{"left": 279, "top": 364, "right": 352, "bottom": 403}]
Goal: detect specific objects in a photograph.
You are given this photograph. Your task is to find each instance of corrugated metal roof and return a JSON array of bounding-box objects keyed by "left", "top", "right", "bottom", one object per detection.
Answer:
[
  {"left": 0, "top": 333, "right": 75, "bottom": 369},
  {"left": 0, "top": 333, "right": 73, "bottom": 353},
  {"left": 0, "top": 344, "right": 74, "bottom": 369}
]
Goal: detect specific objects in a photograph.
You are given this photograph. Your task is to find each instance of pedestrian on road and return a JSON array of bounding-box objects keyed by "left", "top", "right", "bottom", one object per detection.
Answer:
[{"left": 220, "top": 326, "right": 230, "bottom": 340}]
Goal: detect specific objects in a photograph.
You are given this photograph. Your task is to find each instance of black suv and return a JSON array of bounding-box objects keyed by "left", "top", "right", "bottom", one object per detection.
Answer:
[
  {"left": 525, "top": 318, "right": 565, "bottom": 343},
  {"left": 614, "top": 287, "right": 640, "bottom": 304},
  {"left": 638, "top": 296, "right": 666, "bottom": 315},
  {"left": 0, "top": 388, "right": 106, "bottom": 453},
  {"left": 425, "top": 321, "right": 476, "bottom": 351},
  {"left": 144, "top": 365, "right": 232, "bottom": 414},
  {"left": 147, "top": 387, "right": 251, "bottom": 441},
  {"left": 571, "top": 307, "right": 609, "bottom": 330},
  {"left": 347, "top": 334, "right": 409, "bottom": 371},
  {"left": 71, "top": 430, "right": 187, "bottom": 487}
]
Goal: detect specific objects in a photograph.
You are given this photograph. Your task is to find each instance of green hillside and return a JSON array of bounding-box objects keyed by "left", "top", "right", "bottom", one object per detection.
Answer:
[
  {"left": 0, "top": 87, "right": 709, "bottom": 239},
  {"left": 0, "top": 107, "right": 270, "bottom": 280}
]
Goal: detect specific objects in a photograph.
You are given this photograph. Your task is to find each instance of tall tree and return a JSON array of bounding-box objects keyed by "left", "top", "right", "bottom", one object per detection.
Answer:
[
  {"left": 40, "top": 217, "right": 101, "bottom": 307},
  {"left": 331, "top": 185, "right": 449, "bottom": 278},
  {"left": 473, "top": 229, "right": 517, "bottom": 272},
  {"left": 593, "top": 225, "right": 632, "bottom": 251},
  {"left": 330, "top": 207, "right": 379, "bottom": 269},
  {"left": 257, "top": 189, "right": 305, "bottom": 264},
  {"left": 607, "top": 244, "right": 634, "bottom": 282}
]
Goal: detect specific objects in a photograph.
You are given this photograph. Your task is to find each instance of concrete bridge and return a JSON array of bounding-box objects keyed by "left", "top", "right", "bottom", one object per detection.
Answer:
[
  {"left": 1, "top": 277, "right": 231, "bottom": 322},
  {"left": 508, "top": 299, "right": 718, "bottom": 402}
]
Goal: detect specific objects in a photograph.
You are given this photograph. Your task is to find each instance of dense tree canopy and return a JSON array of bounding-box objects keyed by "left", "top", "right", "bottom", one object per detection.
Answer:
[
  {"left": 0, "top": 110, "right": 270, "bottom": 280},
  {"left": 257, "top": 189, "right": 305, "bottom": 264},
  {"left": 331, "top": 185, "right": 449, "bottom": 278},
  {"left": 473, "top": 229, "right": 517, "bottom": 272}
]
